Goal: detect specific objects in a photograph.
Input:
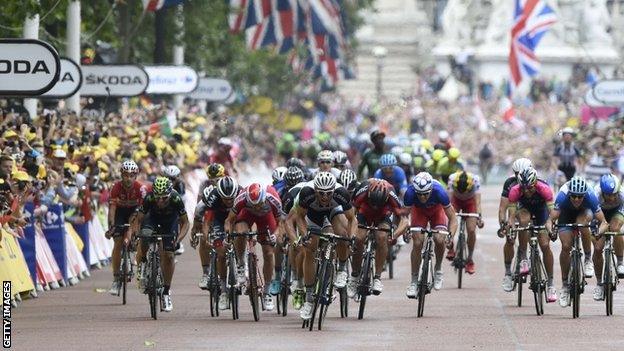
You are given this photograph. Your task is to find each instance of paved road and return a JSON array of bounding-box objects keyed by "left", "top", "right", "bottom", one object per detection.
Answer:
[{"left": 12, "top": 185, "right": 624, "bottom": 350}]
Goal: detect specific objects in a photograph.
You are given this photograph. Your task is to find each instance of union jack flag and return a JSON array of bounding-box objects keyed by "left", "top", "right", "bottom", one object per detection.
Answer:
[
  {"left": 142, "top": 0, "right": 184, "bottom": 12},
  {"left": 508, "top": 0, "right": 557, "bottom": 89}
]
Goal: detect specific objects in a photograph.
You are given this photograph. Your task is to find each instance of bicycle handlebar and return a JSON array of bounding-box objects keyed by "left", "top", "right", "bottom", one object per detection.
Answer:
[
  {"left": 555, "top": 223, "right": 596, "bottom": 229},
  {"left": 510, "top": 225, "right": 547, "bottom": 232},
  {"left": 456, "top": 213, "right": 480, "bottom": 218},
  {"left": 409, "top": 227, "right": 450, "bottom": 236},
  {"left": 308, "top": 230, "right": 354, "bottom": 243},
  {"left": 602, "top": 231, "right": 624, "bottom": 236},
  {"left": 357, "top": 224, "right": 392, "bottom": 233},
  {"left": 228, "top": 231, "right": 258, "bottom": 238}
]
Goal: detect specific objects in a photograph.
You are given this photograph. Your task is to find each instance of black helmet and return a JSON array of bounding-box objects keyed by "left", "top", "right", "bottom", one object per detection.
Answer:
[
  {"left": 286, "top": 157, "right": 306, "bottom": 170},
  {"left": 284, "top": 166, "right": 304, "bottom": 187}
]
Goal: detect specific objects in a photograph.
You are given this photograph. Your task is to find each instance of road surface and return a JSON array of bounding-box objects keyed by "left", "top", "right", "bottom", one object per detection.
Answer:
[{"left": 12, "top": 185, "right": 624, "bottom": 350}]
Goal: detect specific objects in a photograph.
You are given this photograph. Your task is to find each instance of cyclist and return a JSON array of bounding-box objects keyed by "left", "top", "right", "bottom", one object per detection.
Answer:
[
  {"left": 192, "top": 185, "right": 216, "bottom": 290},
  {"left": 201, "top": 176, "right": 240, "bottom": 310},
  {"left": 284, "top": 172, "right": 356, "bottom": 320},
  {"left": 133, "top": 177, "right": 189, "bottom": 312},
  {"left": 446, "top": 171, "right": 484, "bottom": 274},
  {"left": 591, "top": 174, "right": 624, "bottom": 300},
  {"left": 435, "top": 147, "right": 464, "bottom": 184},
  {"left": 211, "top": 137, "right": 238, "bottom": 176},
  {"left": 435, "top": 130, "right": 453, "bottom": 151},
  {"left": 550, "top": 176, "right": 608, "bottom": 307},
  {"left": 286, "top": 157, "right": 312, "bottom": 181},
  {"left": 348, "top": 179, "right": 408, "bottom": 297},
  {"left": 311, "top": 150, "right": 341, "bottom": 178},
  {"left": 398, "top": 152, "right": 414, "bottom": 181},
  {"left": 401, "top": 172, "right": 458, "bottom": 296},
  {"left": 498, "top": 157, "right": 532, "bottom": 292},
  {"left": 425, "top": 149, "right": 446, "bottom": 180},
  {"left": 198, "top": 163, "right": 226, "bottom": 201},
  {"left": 412, "top": 146, "right": 429, "bottom": 174},
  {"left": 373, "top": 154, "right": 408, "bottom": 196},
  {"left": 553, "top": 127, "right": 581, "bottom": 181},
  {"left": 333, "top": 150, "right": 351, "bottom": 171},
  {"left": 163, "top": 165, "right": 185, "bottom": 196},
  {"left": 225, "top": 183, "right": 285, "bottom": 312},
  {"left": 271, "top": 166, "right": 288, "bottom": 195},
  {"left": 357, "top": 130, "right": 387, "bottom": 179},
  {"left": 280, "top": 167, "right": 307, "bottom": 309},
  {"left": 339, "top": 169, "right": 360, "bottom": 197},
  {"left": 106, "top": 160, "right": 148, "bottom": 295},
  {"left": 506, "top": 167, "right": 557, "bottom": 302}
]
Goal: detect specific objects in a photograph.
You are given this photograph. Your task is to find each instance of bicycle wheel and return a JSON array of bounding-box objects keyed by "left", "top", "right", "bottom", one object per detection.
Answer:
[
  {"left": 387, "top": 246, "right": 394, "bottom": 279},
  {"left": 209, "top": 252, "right": 219, "bottom": 317},
  {"left": 318, "top": 263, "right": 334, "bottom": 331},
  {"left": 280, "top": 264, "right": 291, "bottom": 317},
  {"left": 417, "top": 253, "right": 430, "bottom": 318},
  {"left": 121, "top": 246, "right": 129, "bottom": 305},
  {"left": 309, "top": 258, "right": 327, "bottom": 331},
  {"left": 248, "top": 253, "right": 260, "bottom": 322},
  {"left": 358, "top": 252, "right": 372, "bottom": 320},
  {"left": 148, "top": 252, "right": 158, "bottom": 320},
  {"left": 531, "top": 254, "right": 544, "bottom": 316},
  {"left": 571, "top": 253, "right": 581, "bottom": 318},
  {"left": 227, "top": 253, "right": 239, "bottom": 320},
  {"left": 605, "top": 252, "right": 613, "bottom": 316},
  {"left": 339, "top": 286, "right": 348, "bottom": 318},
  {"left": 456, "top": 232, "right": 465, "bottom": 289}
]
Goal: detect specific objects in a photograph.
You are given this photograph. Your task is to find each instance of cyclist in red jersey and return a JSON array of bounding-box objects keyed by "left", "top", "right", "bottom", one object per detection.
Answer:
[
  {"left": 349, "top": 179, "right": 408, "bottom": 297},
  {"left": 210, "top": 138, "right": 238, "bottom": 176},
  {"left": 106, "top": 160, "right": 149, "bottom": 295},
  {"left": 225, "top": 183, "right": 285, "bottom": 311}
]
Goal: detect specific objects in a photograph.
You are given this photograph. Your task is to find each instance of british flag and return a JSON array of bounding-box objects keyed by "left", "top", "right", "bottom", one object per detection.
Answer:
[
  {"left": 508, "top": 0, "right": 557, "bottom": 89},
  {"left": 142, "top": 0, "right": 184, "bottom": 12}
]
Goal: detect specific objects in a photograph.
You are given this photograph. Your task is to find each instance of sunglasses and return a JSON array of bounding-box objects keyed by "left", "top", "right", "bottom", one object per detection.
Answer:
[
  {"left": 319, "top": 161, "right": 332, "bottom": 165},
  {"left": 317, "top": 190, "right": 334, "bottom": 197},
  {"left": 155, "top": 194, "right": 170, "bottom": 200},
  {"left": 416, "top": 192, "right": 431, "bottom": 197},
  {"left": 570, "top": 194, "right": 584, "bottom": 200}
]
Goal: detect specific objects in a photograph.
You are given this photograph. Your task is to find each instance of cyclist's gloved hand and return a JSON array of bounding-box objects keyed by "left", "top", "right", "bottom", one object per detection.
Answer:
[
  {"left": 175, "top": 242, "right": 181, "bottom": 251},
  {"left": 477, "top": 215, "right": 484, "bottom": 229},
  {"left": 190, "top": 233, "right": 199, "bottom": 249}
]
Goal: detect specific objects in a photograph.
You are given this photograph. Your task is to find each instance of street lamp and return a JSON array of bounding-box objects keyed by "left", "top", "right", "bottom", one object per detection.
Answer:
[{"left": 372, "top": 46, "right": 387, "bottom": 102}]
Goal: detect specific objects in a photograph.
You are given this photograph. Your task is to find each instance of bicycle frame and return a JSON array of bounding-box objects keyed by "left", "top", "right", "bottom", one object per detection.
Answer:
[
  {"left": 356, "top": 224, "right": 391, "bottom": 320},
  {"left": 454, "top": 213, "right": 479, "bottom": 289},
  {"left": 600, "top": 231, "right": 622, "bottom": 316},
  {"left": 229, "top": 231, "right": 262, "bottom": 321},
  {"left": 138, "top": 227, "right": 172, "bottom": 320},
  {"left": 511, "top": 224, "right": 547, "bottom": 315}
]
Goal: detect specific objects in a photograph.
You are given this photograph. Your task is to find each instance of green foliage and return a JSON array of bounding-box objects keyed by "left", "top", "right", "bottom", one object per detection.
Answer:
[{"left": 0, "top": 0, "right": 374, "bottom": 102}]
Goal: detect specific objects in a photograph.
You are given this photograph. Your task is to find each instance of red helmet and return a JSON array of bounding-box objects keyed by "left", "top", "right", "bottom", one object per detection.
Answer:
[
  {"left": 245, "top": 183, "right": 266, "bottom": 205},
  {"left": 368, "top": 178, "right": 391, "bottom": 207}
]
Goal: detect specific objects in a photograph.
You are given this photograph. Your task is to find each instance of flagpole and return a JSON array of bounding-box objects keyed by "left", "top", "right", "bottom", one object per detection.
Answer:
[
  {"left": 23, "top": 10, "right": 40, "bottom": 119},
  {"left": 173, "top": 3, "right": 184, "bottom": 110},
  {"left": 66, "top": 0, "right": 81, "bottom": 115}
]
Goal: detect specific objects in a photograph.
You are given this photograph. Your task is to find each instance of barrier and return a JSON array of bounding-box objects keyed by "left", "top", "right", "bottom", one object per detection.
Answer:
[
  {"left": 41, "top": 204, "right": 68, "bottom": 282},
  {"left": 18, "top": 202, "right": 37, "bottom": 283},
  {"left": 0, "top": 229, "right": 35, "bottom": 296},
  {"left": 73, "top": 222, "right": 90, "bottom": 266},
  {"left": 35, "top": 225, "right": 63, "bottom": 288}
]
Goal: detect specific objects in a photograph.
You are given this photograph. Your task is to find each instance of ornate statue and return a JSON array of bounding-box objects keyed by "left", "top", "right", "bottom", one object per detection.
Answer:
[
  {"left": 483, "top": 0, "right": 513, "bottom": 46},
  {"left": 580, "top": 0, "right": 613, "bottom": 46},
  {"left": 440, "top": 0, "right": 473, "bottom": 46}
]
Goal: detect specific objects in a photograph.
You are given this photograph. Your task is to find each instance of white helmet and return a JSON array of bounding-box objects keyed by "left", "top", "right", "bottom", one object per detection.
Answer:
[
  {"left": 413, "top": 172, "right": 433, "bottom": 194},
  {"left": 272, "top": 166, "right": 288, "bottom": 183},
  {"left": 317, "top": 150, "right": 333, "bottom": 163},
  {"left": 391, "top": 146, "right": 404, "bottom": 157},
  {"left": 121, "top": 160, "right": 139, "bottom": 174},
  {"left": 438, "top": 130, "right": 449, "bottom": 141},
  {"left": 332, "top": 150, "right": 348, "bottom": 166},
  {"left": 511, "top": 158, "right": 533, "bottom": 173},
  {"left": 314, "top": 171, "right": 336, "bottom": 191},
  {"left": 164, "top": 165, "right": 181, "bottom": 178},
  {"left": 399, "top": 152, "right": 412, "bottom": 165}
]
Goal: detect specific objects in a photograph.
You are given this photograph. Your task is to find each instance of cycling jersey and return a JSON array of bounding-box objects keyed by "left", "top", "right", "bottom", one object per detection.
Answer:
[
  {"left": 297, "top": 183, "right": 352, "bottom": 227},
  {"left": 594, "top": 184, "right": 624, "bottom": 221},
  {"left": 232, "top": 185, "right": 284, "bottom": 243},
  {"left": 274, "top": 179, "right": 287, "bottom": 198},
  {"left": 172, "top": 179, "right": 185, "bottom": 196},
  {"left": 554, "top": 183, "right": 601, "bottom": 214},
  {"left": 500, "top": 176, "right": 518, "bottom": 198},
  {"left": 508, "top": 180, "right": 553, "bottom": 225},
  {"left": 357, "top": 148, "right": 384, "bottom": 178},
  {"left": 140, "top": 191, "right": 187, "bottom": 218},
  {"left": 232, "top": 185, "right": 283, "bottom": 218},
  {"left": 352, "top": 180, "right": 403, "bottom": 225},
  {"left": 281, "top": 182, "right": 306, "bottom": 214},
  {"left": 435, "top": 157, "right": 465, "bottom": 183},
  {"left": 109, "top": 181, "right": 149, "bottom": 208},
  {"left": 447, "top": 172, "right": 480, "bottom": 201},
  {"left": 404, "top": 180, "right": 450, "bottom": 209},
  {"left": 373, "top": 166, "right": 408, "bottom": 193}
]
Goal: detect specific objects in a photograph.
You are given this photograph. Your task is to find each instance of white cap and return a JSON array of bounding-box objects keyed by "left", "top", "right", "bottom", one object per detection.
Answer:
[{"left": 52, "top": 149, "right": 67, "bottom": 159}]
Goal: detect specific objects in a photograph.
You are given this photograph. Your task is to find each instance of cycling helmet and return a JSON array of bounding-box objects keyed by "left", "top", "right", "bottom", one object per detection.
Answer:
[
  {"left": 333, "top": 151, "right": 348, "bottom": 167},
  {"left": 420, "top": 139, "right": 433, "bottom": 151},
  {"left": 379, "top": 153, "right": 397, "bottom": 167},
  {"left": 218, "top": 137, "right": 233, "bottom": 146},
  {"left": 121, "top": 160, "right": 139, "bottom": 174},
  {"left": 399, "top": 152, "right": 412, "bottom": 165},
  {"left": 568, "top": 176, "right": 588, "bottom": 195},
  {"left": 153, "top": 177, "right": 173, "bottom": 197},
  {"left": 370, "top": 130, "right": 385, "bottom": 141},
  {"left": 217, "top": 176, "right": 239, "bottom": 199},
  {"left": 438, "top": 130, "right": 449, "bottom": 141},
  {"left": 413, "top": 172, "right": 433, "bottom": 194},
  {"left": 202, "top": 185, "right": 214, "bottom": 205},
  {"left": 511, "top": 158, "right": 533, "bottom": 173},
  {"left": 164, "top": 165, "right": 181, "bottom": 178},
  {"left": 317, "top": 150, "right": 333, "bottom": 163},
  {"left": 245, "top": 183, "right": 266, "bottom": 205},
  {"left": 286, "top": 157, "right": 306, "bottom": 170},
  {"left": 448, "top": 147, "right": 461, "bottom": 159},
  {"left": 207, "top": 163, "right": 225, "bottom": 179},
  {"left": 314, "top": 172, "right": 336, "bottom": 191},
  {"left": 272, "top": 166, "right": 288, "bottom": 184},
  {"left": 391, "top": 146, "right": 404, "bottom": 157},
  {"left": 453, "top": 171, "right": 474, "bottom": 193},
  {"left": 517, "top": 167, "right": 537, "bottom": 188},
  {"left": 599, "top": 173, "right": 620, "bottom": 195},
  {"left": 284, "top": 166, "right": 304, "bottom": 187},
  {"left": 368, "top": 179, "right": 391, "bottom": 207},
  {"left": 431, "top": 149, "right": 446, "bottom": 162},
  {"left": 339, "top": 169, "right": 357, "bottom": 189}
]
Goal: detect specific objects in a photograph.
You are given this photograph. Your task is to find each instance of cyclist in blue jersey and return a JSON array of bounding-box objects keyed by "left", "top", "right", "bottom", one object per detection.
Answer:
[
  {"left": 400, "top": 172, "right": 457, "bottom": 296},
  {"left": 272, "top": 166, "right": 288, "bottom": 197},
  {"left": 550, "top": 176, "right": 608, "bottom": 308},
  {"left": 374, "top": 153, "right": 408, "bottom": 196}
]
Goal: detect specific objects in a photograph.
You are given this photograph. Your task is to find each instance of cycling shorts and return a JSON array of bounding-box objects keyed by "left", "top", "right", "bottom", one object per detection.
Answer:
[
  {"left": 235, "top": 208, "right": 278, "bottom": 245},
  {"left": 451, "top": 196, "right": 477, "bottom": 214},
  {"left": 140, "top": 214, "right": 179, "bottom": 252},
  {"left": 410, "top": 205, "right": 448, "bottom": 230},
  {"left": 603, "top": 205, "right": 624, "bottom": 223},
  {"left": 207, "top": 219, "right": 227, "bottom": 248},
  {"left": 557, "top": 208, "right": 593, "bottom": 233},
  {"left": 357, "top": 213, "right": 392, "bottom": 227},
  {"left": 517, "top": 204, "right": 549, "bottom": 226},
  {"left": 114, "top": 206, "right": 138, "bottom": 228}
]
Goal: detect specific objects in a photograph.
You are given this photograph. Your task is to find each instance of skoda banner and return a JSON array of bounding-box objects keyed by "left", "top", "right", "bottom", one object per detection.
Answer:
[
  {"left": 145, "top": 66, "right": 198, "bottom": 94},
  {"left": 0, "top": 39, "right": 60, "bottom": 96},
  {"left": 41, "top": 58, "right": 82, "bottom": 98},
  {"left": 187, "top": 78, "right": 233, "bottom": 101},
  {"left": 80, "top": 65, "right": 148, "bottom": 97}
]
